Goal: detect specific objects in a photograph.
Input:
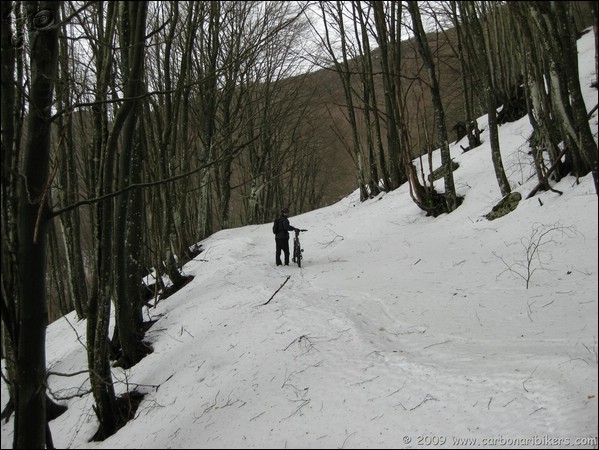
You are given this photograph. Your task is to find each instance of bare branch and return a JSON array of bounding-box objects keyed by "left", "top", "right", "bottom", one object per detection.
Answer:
[{"left": 262, "top": 276, "right": 291, "bottom": 306}]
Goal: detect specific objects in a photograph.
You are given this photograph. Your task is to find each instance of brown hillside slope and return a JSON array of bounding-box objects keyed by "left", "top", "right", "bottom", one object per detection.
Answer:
[
  {"left": 297, "top": 25, "right": 467, "bottom": 207},
  {"left": 291, "top": 3, "right": 593, "bottom": 208}
]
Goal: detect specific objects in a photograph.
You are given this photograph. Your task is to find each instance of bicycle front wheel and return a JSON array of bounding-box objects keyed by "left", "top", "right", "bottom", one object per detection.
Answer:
[{"left": 294, "top": 241, "right": 301, "bottom": 267}]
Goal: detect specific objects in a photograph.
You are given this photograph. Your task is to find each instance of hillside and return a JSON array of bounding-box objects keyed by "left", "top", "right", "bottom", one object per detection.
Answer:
[
  {"left": 286, "top": 4, "right": 595, "bottom": 209},
  {"left": 291, "top": 25, "right": 467, "bottom": 208},
  {"left": 2, "top": 27, "right": 597, "bottom": 450}
]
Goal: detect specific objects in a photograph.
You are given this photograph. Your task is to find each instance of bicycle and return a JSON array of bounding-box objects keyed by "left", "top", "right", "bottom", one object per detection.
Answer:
[{"left": 292, "top": 229, "right": 308, "bottom": 268}]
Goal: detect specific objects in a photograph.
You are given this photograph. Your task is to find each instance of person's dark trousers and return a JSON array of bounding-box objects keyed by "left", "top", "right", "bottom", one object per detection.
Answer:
[{"left": 275, "top": 238, "right": 290, "bottom": 265}]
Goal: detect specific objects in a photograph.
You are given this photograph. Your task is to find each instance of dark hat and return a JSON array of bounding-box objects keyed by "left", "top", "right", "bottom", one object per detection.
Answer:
[{"left": 281, "top": 207, "right": 289, "bottom": 213}]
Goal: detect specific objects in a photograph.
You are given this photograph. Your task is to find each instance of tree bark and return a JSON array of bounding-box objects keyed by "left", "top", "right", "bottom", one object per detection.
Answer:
[
  {"left": 15, "top": 2, "right": 61, "bottom": 447},
  {"left": 113, "top": 0, "right": 148, "bottom": 369},
  {"left": 87, "top": 0, "right": 119, "bottom": 437},
  {"left": 1, "top": 1, "right": 20, "bottom": 419}
]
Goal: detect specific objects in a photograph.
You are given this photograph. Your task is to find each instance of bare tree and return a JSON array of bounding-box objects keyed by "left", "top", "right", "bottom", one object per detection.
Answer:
[
  {"left": 0, "top": 0, "right": 24, "bottom": 434},
  {"left": 235, "top": 3, "right": 327, "bottom": 221},
  {"left": 526, "top": 2, "right": 597, "bottom": 177},
  {"left": 53, "top": 0, "right": 89, "bottom": 319},
  {"left": 349, "top": 1, "right": 384, "bottom": 195},
  {"left": 457, "top": 1, "right": 511, "bottom": 198},
  {"left": 112, "top": 0, "right": 150, "bottom": 369},
  {"left": 407, "top": 1, "right": 460, "bottom": 213},
  {"left": 447, "top": 0, "right": 482, "bottom": 150},
  {"left": 5, "top": 1, "right": 62, "bottom": 447},
  {"left": 317, "top": 1, "right": 369, "bottom": 201}
]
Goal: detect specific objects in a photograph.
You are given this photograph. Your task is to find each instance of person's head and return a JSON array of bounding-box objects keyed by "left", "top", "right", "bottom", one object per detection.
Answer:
[{"left": 281, "top": 207, "right": 289, "bottom": 216}]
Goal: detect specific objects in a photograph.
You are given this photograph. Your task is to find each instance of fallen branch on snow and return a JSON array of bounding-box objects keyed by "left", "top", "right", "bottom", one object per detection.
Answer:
[{"left": 262, "top": 275, "right": 291, "bottom": 305}]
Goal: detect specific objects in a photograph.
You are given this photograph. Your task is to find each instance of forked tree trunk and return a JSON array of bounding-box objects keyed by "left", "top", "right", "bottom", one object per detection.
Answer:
[{"left": 408, "top": 1, "right": 459, "bottom": 213}]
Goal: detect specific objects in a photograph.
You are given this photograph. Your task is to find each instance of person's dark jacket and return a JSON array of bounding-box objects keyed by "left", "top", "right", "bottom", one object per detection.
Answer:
[{"left": 274, "top": 215, "right": 297, "bottom": 240}]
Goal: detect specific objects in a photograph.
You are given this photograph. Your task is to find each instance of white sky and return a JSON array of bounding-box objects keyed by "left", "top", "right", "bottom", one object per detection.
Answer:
[{"left": 2, "top": 27, "right": 598, "bottom": 450}]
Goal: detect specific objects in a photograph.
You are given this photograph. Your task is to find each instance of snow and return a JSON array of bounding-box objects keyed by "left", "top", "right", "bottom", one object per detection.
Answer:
[{"left": 2, "top": 28, "right": 597, "bottom": 450}]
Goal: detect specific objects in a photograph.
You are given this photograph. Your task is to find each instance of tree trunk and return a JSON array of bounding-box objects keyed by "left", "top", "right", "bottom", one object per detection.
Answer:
[
  {"left": 56, "top": 12, "right": 88, "bottom": 318},
  {"left": 372, "top": 1, "right": 404, "bottom": 191},
  {"left": 460, "top": 1, "right": 511, "bottom": 197},
  {"left": 526, "top": 2, "right": 596, "bottom": 176},
  {"left": 556, "top": 2, "right": 597, "bottom": 175},
  {"left": 319, "top": 1, "right": 368, "bottom": 201},
  {"left": 450, "top": 1, "right": 481, "bottom": 150},
  {"left": 1, "top": 2, "right": 21, "bottom": 422},
  {"left": 408, "top": 1, "right": 459, "bottom": 213},
  {"left": 87, "top": 0, "right": 119, "bottom": 437},
  {"left": 15, "top": 2, "right": 61, "bottom": 447},
  {"left": 353, "top": 2, "right": 381, "bottom": 195},
  {"left": 590, "top": 1, "right": 598, "bottom": 88},
  {"left": 113, "top": 0, "right": 148, "bottom": 368},
  {"left": 486, "top": 86, "right": 512, "bottom": 197}
]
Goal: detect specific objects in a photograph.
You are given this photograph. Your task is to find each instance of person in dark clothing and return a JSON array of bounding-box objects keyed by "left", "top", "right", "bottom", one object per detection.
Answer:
[{"left": 274, "top": 207, "right": 299, "bottom": 266}]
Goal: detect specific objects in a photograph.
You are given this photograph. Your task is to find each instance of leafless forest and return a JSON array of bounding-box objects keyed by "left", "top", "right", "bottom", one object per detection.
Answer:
[{"left": 1, "top": 1, "right": 596, "bottom": 447}]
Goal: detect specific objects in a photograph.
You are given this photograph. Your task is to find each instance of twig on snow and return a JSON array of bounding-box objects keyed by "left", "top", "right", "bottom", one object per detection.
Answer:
[
  {"left": 410, "top": 394, "right": 438, "bottom": 411},
  {"left": 262, "top": 275, "right": 291, "bottom": 305}
]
